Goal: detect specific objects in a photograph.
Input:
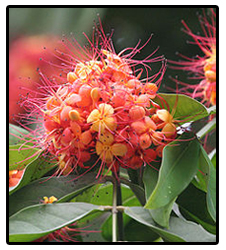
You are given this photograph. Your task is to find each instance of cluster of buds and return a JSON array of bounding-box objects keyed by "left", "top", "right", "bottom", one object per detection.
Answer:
[
  {"left": 171, "top": 8, "right": 216, "bottom": 107},
  {"left": 39, "top": 35, "right": 178, "bottom": 177}
]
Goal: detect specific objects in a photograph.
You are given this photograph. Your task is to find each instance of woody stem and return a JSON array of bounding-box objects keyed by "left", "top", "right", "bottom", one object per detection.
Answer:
[
  {"left": 112, "top": 177, "right": 117, "bottom": 242},
  {"left": 112, "top": 171, "right": 124, "bottom": 242}
]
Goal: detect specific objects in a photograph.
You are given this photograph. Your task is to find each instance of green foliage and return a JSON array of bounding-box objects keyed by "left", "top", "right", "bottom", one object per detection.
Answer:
[
  {"left": 124, "top": 206, "right": 216, "bottom": 242},
  {"left": 9, "top": 202, "right": 101, "bottom": 242},
  {"left": 9, "top": 173, "right": 98, "bottom": 216},
  {"left": 145, "top": 132, "right": 200, "bottom": 209},
  {"left": 176, "top": 184, "right": 216, "bottom": 234},
  {"left": 9, "top": 144, "right": 41, "bottom": 171}
]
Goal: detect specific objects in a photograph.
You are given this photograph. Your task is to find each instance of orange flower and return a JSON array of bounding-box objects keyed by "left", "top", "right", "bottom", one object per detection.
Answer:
[
  {"left": 156, "top": 109, "right": 177, "bottom": 138},
  {"left": 87, "top": 103, "right": 117, "bottom": 133},
  {"left": 96, "top": 131, "right": 127, "bottom": 163}
]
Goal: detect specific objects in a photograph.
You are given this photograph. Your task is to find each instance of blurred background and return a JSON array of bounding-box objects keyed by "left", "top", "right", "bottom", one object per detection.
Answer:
[{"left": 8, "top": 7, "right": 214, "bottom": 123}]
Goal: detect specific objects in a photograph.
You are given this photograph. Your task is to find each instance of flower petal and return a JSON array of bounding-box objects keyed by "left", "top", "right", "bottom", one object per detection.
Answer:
[
  {"left": 99, "top": 131, "right": 114, "bottom": 144},
  {"left": 156, "top": 109, "right": 172, "bottom": 123},
  {"left": 96, "top": 141, "right": 103, "bottom": 155},
  {"left": 87, "top": 109, "right": 100, "bottom": 123},
  {"left": 111, "top": 143, "right": 127, "bottom": 157},
  {"left": 99, "top": 103, "right": 114, "bottom": 115}
]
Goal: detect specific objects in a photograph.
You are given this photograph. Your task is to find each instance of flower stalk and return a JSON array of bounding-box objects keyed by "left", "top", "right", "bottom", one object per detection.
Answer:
[
  {"left": 112, "top": 171, "right": 124, "bottom": 242},
  {"left": 112, "top": 176, "right": 117, "bottom": 242}
]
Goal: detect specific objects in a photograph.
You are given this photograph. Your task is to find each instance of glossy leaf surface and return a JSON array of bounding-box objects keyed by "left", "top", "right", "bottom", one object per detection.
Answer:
[
  {"left": 9, "top": 202, "right": 101, "bottom": 242},
  {"left": 145, "top": 132, "right": 200, "bottom": 209}
]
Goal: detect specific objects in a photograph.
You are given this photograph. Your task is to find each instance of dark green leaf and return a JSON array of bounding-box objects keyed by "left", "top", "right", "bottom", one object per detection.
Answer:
[
  {"left": 125, "top": 207, "right": 216, "bottom": 242},
  {"left": 177, "top": 184, "right": 216, "bottom": 234},
  {"left": 127, "top": 168, "right": 143, "bottom": 186},
  {"left": 143, "top": 162, "right": 160, "bottom": 200},
  {"left": 192, "top": 146, "right": 210, "bottom": 192},
  {"left": 120, "top": 177, "right": 146, "bottom": 206},
  {"left": 124, "top": 206, "right": 184, "bottom": 242},
  {"left": 145, "top": 132, "right": 200, "bottom": 209},
  {"left": 149, "top": 198, "right": 176, "bottom": 228},
  {"left": 78, "top": 212, "right": 110, "bottom": 242},
  {"left": 199, "top": 146, "right": 216, "bottom": 222},
  {"left": 9, "top": 173, "right": 98, "bottom": 216},
  {"left": 74, "top": 182, "right": 136, "bottom": 206},
  {"left": 207, "top": 161, "right": 216, "bottom": 222},
  {"left": 123, "top": 219, "right": 160, "bottom": 242},
  {"left": 143, "top": 163, "right": 175, "bottom": 228},
  {"left": 9, "top": 202, "right": 101, "bottom": 242}
]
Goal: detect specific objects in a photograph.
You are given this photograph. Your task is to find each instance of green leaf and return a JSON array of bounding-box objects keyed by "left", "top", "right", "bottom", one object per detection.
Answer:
[
  {"left": 9, "top": 144, "right": 41, "bottom": 171},
  {"left": 120, "top": 177, "right": 146, "bottom": 206},
  {"left": 154, "top": 93, "right": 209, "bottom": 123},
  {"left": 145, "top": 132, "right": 200, "bottom": 209},
  {"left": 207, "top": 162, "right": 216, "bottom": 222},
  {"left": 211, "top": 154, "right": 216, "bottom": 168},
  {"left": 177, "top": 184, "right": 216, "bottom": 234},
  {"left": 149, "top": 198, "right": 176, "bottom": 228},
  {"left": 123, "top": 219, "right": 160, "bottom": 242},
  {"left": 167, "top": 216, "right": 216, "bottom": 242},
  {"left": 143, "top": 163, "right": 175, "bottom": 228},
  {"left": 78, "top": 212, "right": 110, "bottom": 242},
  {"left": 9, "top": 202, "right": 102, "bottom": 242},
  {"left": 199, "top": 146, "right": 216, "bottom": 222},
  {"left": 191, "top": 145, "right": 216, "bottom": 222},
  {"left": 143, "top": 162, "right": 160, "bottom": 197},
  {"left": 9, "top": 123, "right": 32, "bottom": 145},
  {"left": 192, "top": 147, "right": 210, "bottom": 192},
  {"left": 125, "top": 207, "right": 216, "bottom": 242},
  {"left": 9, "top": 173, "right": 98, "bottom": 216},
  {"left": 124, "top": 206, "right": 184, "bottom": 242},
  {"left": 9, "top": 153, "right": 57, "bottom": 195},
  {"left": 74, "top": 182, "right": 137, "bottom": 206}
]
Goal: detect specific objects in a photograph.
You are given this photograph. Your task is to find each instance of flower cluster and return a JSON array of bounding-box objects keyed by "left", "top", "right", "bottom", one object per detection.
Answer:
[
  {"left": 21, "top": 27, "right": 179, "bottom": 177},
  {"left": 171, "top": 9, "right": 216, "bottom": 107}
]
